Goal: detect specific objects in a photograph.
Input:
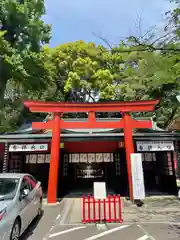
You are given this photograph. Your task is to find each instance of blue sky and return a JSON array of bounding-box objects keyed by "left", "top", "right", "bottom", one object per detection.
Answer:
[{"left": 44, "top": 0, "right": 174, "bottom": 47}]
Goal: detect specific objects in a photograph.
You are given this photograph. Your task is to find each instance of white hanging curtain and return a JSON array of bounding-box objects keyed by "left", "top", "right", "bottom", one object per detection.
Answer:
[
  {"left": 80, "top": 154, "right": 87, "bottom": 163},
  {"left": 103, "top": 153, "right": 111, "bottom": 162},
  {"left": 96, "top": 153, "right": 103, "bottom": 163},
  {"left": 88, "top": 153, "right": 95, "bottom": 163}
]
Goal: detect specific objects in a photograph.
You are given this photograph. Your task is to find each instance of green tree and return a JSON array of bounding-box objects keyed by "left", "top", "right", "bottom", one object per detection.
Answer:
[
  {"left": 0, "top": 0, "right": 51, "bottom": 105},
  {"left": 112, "top": 42, "right": 180, "bottom": 128},
  {"left": 0, "top": 46, "right": 55, "bottom": 133},
  {"left": 42, "top": 41, "right": 109, "bottom": 103},
  {"left": 165, "top": 0, "right": 180, "bottom": 40},
  {"left": 0, "top": 0, "right": 51, "bottom": 132},
  {"left": 50, "top": 40, "right": 179, "bottom": 127},
  {"left": 1, "top": 0, "right": 179, "bottom": 132}
]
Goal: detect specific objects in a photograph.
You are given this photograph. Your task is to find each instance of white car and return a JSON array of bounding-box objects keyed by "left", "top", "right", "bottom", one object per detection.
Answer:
[{"left": 0, "top": 173, "right": 43, "bottom": 240}]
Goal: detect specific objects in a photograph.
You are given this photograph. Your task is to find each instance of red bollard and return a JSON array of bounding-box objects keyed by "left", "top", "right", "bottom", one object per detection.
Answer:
[
  {"left": 114, "top": 195, "right": 117, "bottom": 221},
  {"left": 103, "top": 198, "right": 106, "bottom": 221},
  {"left": 82, "top": 195, "right": 123, "bottom": 224},
  {"left": 98, "top": 199, "right": 101, "bottom": 222},
  {"left": 88, "top": 195, "right": 91, "bottom": 222},
  {"left": 93, "top": 197, "right": 96, "bottom": 223},
  {"left": 118, "top": 195, "right": 123, "bottom": 223},
  {"left": 108, "top": 195, "right": 112, "bottom": 222}
]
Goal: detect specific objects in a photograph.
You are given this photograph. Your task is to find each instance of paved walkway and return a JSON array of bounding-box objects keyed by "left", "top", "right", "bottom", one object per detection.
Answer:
[
  {"left": 21, "top": 200, "right": 66, "bottom": 240},
  {"left": 44, "top": 223, "right": 180, "bottom": 239},
  {"left": 52, "top": 197, "right": 180, "bottom": 224},
  {"left": 21, "top": 197, "right": 180, "bottom": 240},
  {"left": 122, "top": 197, "right": 180, "bottom": 223}
]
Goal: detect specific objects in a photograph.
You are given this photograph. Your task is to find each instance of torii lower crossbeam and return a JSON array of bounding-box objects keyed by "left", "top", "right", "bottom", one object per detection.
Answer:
[{"left": 24, "top": 100, "right": 159, "bottom": 203}]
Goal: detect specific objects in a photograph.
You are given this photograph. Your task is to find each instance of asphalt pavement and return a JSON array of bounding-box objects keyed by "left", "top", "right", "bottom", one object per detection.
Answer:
[
  {"left": 21, "top": 209, "right": 180, "bottom": 240},
  {"left": 20, "top": 198, "right": 180, "bottom": 240},
  {"left": 40, "top": 222, "right": 180, "bottom": 240},
  {"left": 21, "top": 200, "right": 66, "bottom": 240}
]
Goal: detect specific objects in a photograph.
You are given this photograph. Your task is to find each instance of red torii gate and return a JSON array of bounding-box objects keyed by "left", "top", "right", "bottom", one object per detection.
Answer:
[{"left": 24, "top": 100, "right": 159, "bottom": 203}]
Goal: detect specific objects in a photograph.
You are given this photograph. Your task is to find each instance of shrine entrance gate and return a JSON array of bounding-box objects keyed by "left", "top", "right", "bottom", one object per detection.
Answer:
[{"left": 24, "top": 100, "right": 159, "bottom": 203}]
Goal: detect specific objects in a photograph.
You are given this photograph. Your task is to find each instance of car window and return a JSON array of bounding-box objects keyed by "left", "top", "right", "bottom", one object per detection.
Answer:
[
  {"left": 27, "top": 176, "right": 37, "bottom": 190},
  {"left": 20, "top": 177, "right": 31, "bottom": 193},
  {"left": 0, "top": 178, "right": 19, "bottom": 200}
]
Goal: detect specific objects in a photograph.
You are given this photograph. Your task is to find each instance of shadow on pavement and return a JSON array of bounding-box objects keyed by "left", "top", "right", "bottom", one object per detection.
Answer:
[{"left": 20, "top": 211, "right": 44, "bottom": 240}]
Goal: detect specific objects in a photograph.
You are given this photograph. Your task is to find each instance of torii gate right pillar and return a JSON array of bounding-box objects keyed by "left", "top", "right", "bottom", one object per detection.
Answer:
[{"left": 123, "top": 113, "right": 135, "bottom": 200}]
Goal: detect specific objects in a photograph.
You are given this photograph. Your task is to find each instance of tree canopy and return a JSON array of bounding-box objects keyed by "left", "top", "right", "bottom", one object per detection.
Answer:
[
  {"left": 0, "top": 0, "right": 51, "bottom": 104},
  {"left": 0, "top": 0, "right": 51, "bottom": 132},
  {"left": 44, "top": 40, "right": 179, "bottom": 128},
  {"left": 0, "top": 0, "right": 180, "bottom": 132}
]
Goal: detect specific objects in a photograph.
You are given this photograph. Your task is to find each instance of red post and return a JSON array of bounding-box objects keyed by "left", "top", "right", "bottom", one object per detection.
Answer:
[
  {"left": 99, "top": 199, "right": 102, "bottom": 221},
  {"left": 93, "top": 197, "right": 96, "bottom": 222},
  {"left": 103, "top": 199, "right": 106, "bottom": 221},
  {"left": 47, "top": 113, "right": 61, "bottom": 203},
  {"left": 123, "top": 113, "right": 134, "bottom": 201},
  {"left": 118, "top": 195, "right": 123, "bottom": 223},
  {"left": 88, "top": 195, "right": 90, "bottom": 222},
  {"left": 108, "top": 195, "right": 111, "bottom": 222},
  {"left": 114, "top": 195, "right": 117, "bottom": 221}
]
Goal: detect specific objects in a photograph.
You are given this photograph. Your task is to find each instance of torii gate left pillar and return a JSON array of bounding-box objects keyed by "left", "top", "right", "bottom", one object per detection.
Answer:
[{"left": 24, "top": 100, "right": 159, "bottom": 203}]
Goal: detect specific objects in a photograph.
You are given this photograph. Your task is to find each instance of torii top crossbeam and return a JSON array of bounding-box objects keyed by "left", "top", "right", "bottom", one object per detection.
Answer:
[{"left": 24, "top": 100, "right": 159, "bottom": 113}]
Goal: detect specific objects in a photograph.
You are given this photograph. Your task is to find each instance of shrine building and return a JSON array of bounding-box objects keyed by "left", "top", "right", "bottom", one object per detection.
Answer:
[{"left": 0, "top": 100, "right": 179, "bottom": 203}]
